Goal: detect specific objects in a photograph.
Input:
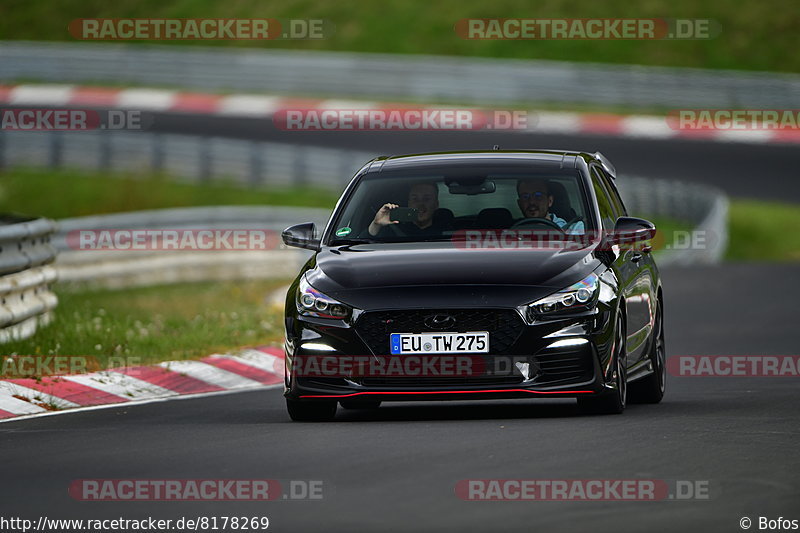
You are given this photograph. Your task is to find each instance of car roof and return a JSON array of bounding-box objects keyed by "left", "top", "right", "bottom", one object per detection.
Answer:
[{"left": 367, "top": 150, "right": 615, "bottom": 178}]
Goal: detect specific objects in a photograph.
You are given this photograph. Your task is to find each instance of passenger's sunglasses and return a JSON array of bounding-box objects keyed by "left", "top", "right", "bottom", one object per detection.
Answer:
[{"left": 518, "top": 191, "right": 546, "bottom": 200}]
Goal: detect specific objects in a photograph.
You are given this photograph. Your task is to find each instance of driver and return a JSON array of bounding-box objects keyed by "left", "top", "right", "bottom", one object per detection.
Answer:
[
  {"left": 516, "top": 179, "right": 584, "bottom": 233},
  {"left": 368, "top": 182, "right": 443, "bottom": 237}
]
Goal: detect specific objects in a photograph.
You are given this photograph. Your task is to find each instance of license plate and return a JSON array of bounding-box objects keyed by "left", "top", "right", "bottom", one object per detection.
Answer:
[{"left": 390, "top": 332, "right": 489, "bottom": 355}]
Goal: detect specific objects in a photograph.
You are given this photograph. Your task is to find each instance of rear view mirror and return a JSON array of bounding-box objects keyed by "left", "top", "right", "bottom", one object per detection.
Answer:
[
  {"left": 282, "top": 222, "right": 321, "bottom": 251},
  {"left": 447, "top": 180, "right": 496, "bottom": 195},
  {"left": 608, "top": 217, "right": 656, "bottom": 246}
]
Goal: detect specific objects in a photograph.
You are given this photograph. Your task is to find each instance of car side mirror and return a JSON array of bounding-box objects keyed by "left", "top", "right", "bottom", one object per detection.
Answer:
[
  {"left": 608, "top": 217, "right": 656, "bottom": 247},
  {"left": 282, "top": 222, "right": 321, "bottom": 251}
]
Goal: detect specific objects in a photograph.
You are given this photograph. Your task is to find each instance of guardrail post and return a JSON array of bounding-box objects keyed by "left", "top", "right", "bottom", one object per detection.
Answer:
[
  {"left": 98, "top": 131, "right": 112, "bottom": 171},
  {"left": 249, "top": 142, "right": 263, "bottom": 186},
  {"left": 199, "top": 137, "right": 212, "bottom": 182},
  {"left": 339, "top": 151, "right": 354, "bottom": 186},
  {"left": 293, "top": 145, "right": 307, "bottom": 186},
  {"left": 48, "top": 132, "right": 63, "bottom": 168},
  {"left": 151, "top": 133, "right": 164, "bottom": 173}
]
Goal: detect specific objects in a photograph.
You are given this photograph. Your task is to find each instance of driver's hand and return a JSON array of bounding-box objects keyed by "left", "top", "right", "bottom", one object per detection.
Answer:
[{"left": 368, "top": 203, "right": 399, "bottom": 236}]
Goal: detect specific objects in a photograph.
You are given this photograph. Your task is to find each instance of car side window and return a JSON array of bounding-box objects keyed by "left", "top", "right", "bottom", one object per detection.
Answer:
[
  {"left": 598, "top": 168, "right": 627, "bottom": 217},
  {"left": 591, "top": 167, "right": 616, "bottom": 232}
]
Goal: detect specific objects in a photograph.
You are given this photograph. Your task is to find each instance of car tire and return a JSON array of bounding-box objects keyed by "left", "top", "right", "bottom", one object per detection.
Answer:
[
  {"left": 629, "top": 298, "right": 666, "bottom": 404},
  {"left": 286, "top": 399, "right": 337, "bottom": 422},
  {"left": 339, "top": 399, "right": 382, "bottom": 410},
  {"left": 578, "top": 313, "right": 626, "bottom": 415}
]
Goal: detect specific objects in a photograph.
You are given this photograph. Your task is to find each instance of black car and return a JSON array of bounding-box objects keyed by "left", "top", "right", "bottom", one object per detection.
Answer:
[{"left": 281, "top": 150, "right": 665, "bottom": 421}]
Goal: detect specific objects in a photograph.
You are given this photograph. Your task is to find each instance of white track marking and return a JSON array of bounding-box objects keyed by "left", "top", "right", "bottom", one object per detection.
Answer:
[
  {"left": 9, "top": 85, "right": 75, "bottom": 105},
  {"left": 621, "top": 115, "right": 677, "bottom": 139},
  {"left": 0, "top": 382, "right": 79, "bottom": 410},
  {"left": 116, "top": 88, "right": 177, "bottom": 110},
  {"left": 218, "top": 94, "right": 285, "bottom": 116},
  {"left": 158, "top": 360, "right": 263, "bottom": 389},
  {"left": 317, "top": 99, "right": 378, "bottom": 110},
  {"left": 529, "top": 111, "right": 582, "bottom": 133},
  {"left": 63, "top": 371, "right": 177, "bottom": 400},
  {"left": 0, "top": 391, "right": 48, "bottom": 414},
  {"left": 0, "top": 384, "right": 281, "bottom": 424},
  {"left": 216, "top": 349, "right": 283, "bottom": 375}
]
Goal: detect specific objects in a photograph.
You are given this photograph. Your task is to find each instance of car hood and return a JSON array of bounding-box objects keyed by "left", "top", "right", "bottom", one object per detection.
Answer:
[{"left": 304, "top": 242, "right": 602, "bottom": 309}]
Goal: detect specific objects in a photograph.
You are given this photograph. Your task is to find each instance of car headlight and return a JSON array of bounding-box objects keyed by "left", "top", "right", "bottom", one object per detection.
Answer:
[
  {"left": 524, "top": 272, "right": 600, "bottom": 322},
  {"left": 296, "top": 274, "right": 351, "bottom": 319}
]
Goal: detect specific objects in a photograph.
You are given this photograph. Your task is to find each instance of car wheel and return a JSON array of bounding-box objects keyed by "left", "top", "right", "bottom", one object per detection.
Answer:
[
  {"left": 578, "top": 313, "right": 626, "bottom": 415},
  {"left": 629, "top": 298, "right": 666, "bottom": 404},
  {"left": 286, "top": 399, "right": 337, "bottom": 422},
  {"left": 339, "top": 399, "right": 382, "bottom": 410}
]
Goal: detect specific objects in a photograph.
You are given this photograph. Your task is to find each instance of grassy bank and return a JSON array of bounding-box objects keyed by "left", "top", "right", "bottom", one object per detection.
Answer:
[
  {"left": 727, "top": 199, "right": 800, "bottom": 261},
  {"left": 1, "top": 0, "right": 798, "bottom": 73},
  {"left": 0, "top": 168, "right": 340, "bottom": 219},
  {"left": 1, "top": 279, "right": 288, "bottom": 367}
]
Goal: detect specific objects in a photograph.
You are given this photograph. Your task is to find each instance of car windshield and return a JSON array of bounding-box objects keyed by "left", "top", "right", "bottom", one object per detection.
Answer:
[{"left": 328, "top": 167, "right": 594, "bottom": 245}]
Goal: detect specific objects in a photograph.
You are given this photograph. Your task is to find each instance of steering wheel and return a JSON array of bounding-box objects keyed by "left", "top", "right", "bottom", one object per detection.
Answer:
[{"left": 509, "top": 217, "right": 564, "bottom": 231}]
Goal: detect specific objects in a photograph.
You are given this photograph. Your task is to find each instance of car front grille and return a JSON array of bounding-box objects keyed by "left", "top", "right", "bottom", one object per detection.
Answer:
[
  {"left": 531, "top": 348, "right": 595, "bottom": 385},
  {"left": 354, "top": 308, "right": 524, "bottom": 356}
]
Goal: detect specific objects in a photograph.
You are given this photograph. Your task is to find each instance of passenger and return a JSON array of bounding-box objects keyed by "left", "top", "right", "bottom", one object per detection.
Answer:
[
  {"left": 368, "top": 182, "right": 445, "bottom": 237},
  {"left": 516, "top": 178, "right": 585, "bottom": 233}
]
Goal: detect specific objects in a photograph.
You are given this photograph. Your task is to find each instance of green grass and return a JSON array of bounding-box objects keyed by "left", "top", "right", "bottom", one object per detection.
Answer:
[
  {"left": 5, "top": 169, "right": 800, "bottom": 261},
  {"left": 0, "top": 168, "right": 340, "bottom": 219},
  {"left": 645, "top": 217, "right": 693, "bottom": 255},
  {"left": 727, "top": 199, "right": 800, "bottom": 261},
  {"left": 1, "top": 0, "right": 798, "bottom": 73},
  {"left": 1, "top": 279, "right": 288, "bottom": 369}
]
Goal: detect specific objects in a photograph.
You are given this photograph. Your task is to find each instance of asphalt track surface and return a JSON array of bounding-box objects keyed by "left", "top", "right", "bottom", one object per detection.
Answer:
[
  {"left": 1, "top": 117, "right": 798, "bottom": 532},
  {"left": 1, "top": 269, "right": 799, "bottom": 532},
  {"left": 147, "top": 112, "right": 800, "bottom": 202}
]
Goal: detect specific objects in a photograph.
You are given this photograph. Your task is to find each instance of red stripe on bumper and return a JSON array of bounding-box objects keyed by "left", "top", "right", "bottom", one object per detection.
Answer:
[{"left": 300, "top": 389, "right": 595, "bottom": 398}]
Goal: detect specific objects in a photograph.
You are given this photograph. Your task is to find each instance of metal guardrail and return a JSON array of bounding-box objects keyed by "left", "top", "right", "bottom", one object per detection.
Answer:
[
  {"left": 618, "top": 176, "right": 728, "bottom": 265},
  {"left": 54, "top": 206, "right": 330, "bottom": 289},
  {"left": 54, "top": 206, "right": 330, "bottom": 290},
  {"left": 2, "top": 41, "right": 798, "bottom": 109},
  {"left": 0, "top": 216, "right": 58, "bottom": 343},
  {"left": 0, "top": 130, "right": 369, "bottom": 190},
  {"left": 0, "top": 129, "right": 728, "bottom": 268}
]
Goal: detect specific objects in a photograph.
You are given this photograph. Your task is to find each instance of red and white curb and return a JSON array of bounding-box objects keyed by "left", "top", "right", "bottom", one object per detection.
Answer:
[
  {"left": 1, "top": 83, "right": 799, "bottom": 145},
  {"left": 0, "top": 346, "right": 285, "bottom": 423}
]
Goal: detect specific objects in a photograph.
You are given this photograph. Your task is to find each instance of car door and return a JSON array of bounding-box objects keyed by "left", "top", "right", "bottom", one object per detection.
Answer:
[{"left": 595, "top": 167, "right": 656, "bottom": 365}]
